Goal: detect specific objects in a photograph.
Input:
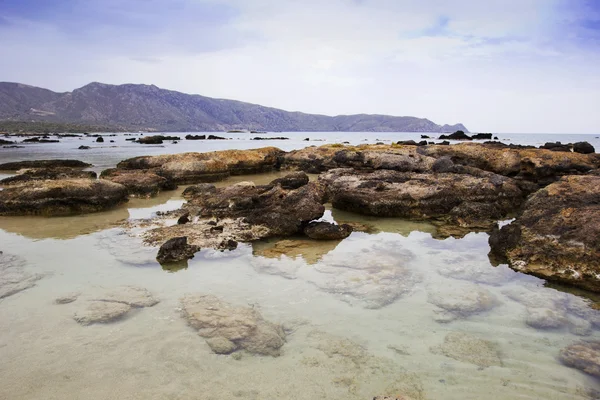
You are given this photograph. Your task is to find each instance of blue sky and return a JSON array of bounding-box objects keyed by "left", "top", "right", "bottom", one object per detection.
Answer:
[{"left": 1, "top": 0, "right": 599, "bottom": 133}]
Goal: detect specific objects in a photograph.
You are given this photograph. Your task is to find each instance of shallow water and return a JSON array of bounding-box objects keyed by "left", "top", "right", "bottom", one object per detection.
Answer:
[{"left": 1, "top": 138, "right": 600, "bottom": 399}]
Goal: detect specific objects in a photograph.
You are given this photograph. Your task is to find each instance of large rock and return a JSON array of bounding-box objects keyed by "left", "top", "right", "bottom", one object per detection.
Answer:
[
  {"left": 115, "top": 147, "right": 284, "bottom": 184},
  {"left": 183, "top": 178, "right": 326, "bottom": 237},
  {"left": 319, "top": 168, "right": 523, "bottom": 230},
  {"left": 0, "top": 179, "right": 129, "bottom": 216},
  {"left": 439, "top": 130, "right": 472, "bottom": 140},
  {"left": 156, "top": 237, "right": 200, "bottom": 264},
  {"left": 559, "top": 341, "right": 600, "bottom": 377},
  {"left": 573, "top": 141, "right": 595, "bottom": 154},
  {"left": 0, "top": 159, "right": 91, "bottom": 171},
  {"left": 100, "top": 168, "right": 177, "bottom": 197},
  {"left": 180, "top": 294, "right": 286, "bottom": 356},
  {"left": 489, "top": 175, "right": 600, "bottom": 292},
  {"left": 303, "top": 221, "right": 353, "bottom": 240},
  {"left": 0, "top": 167, "right": 96, "bottom": 185}
]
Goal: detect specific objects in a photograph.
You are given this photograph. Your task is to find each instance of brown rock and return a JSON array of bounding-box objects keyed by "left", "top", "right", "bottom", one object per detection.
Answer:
[
  {"left": 156, "top": 237, "right": 200, "bottom": 264},
  {"left": 100, "top": 168, "right": 177, "bottom": 197},
  {"left": 304, "top": 221, "right": 353, "bottom": 240},
  {"left": 559, "top": 341, "right": 600, "bottom": 377}
]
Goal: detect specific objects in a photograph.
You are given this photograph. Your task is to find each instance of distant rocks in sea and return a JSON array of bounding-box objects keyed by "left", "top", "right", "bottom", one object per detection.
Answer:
[
  {"left": 185, "top": 134, "right": 227, "bottom": 140},
  {"left": 137, "top": 135, "right": 180, "bottom": 144}
]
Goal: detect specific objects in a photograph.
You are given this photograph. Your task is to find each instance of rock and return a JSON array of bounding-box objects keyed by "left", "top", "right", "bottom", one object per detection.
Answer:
[
  {"left": 439, "top": 141, "right": 450, "bottom": 145},
  {"left": 0, "top": 138, "right": 14, "bottom": 145},
  {"left": 0, "top": 159, "right": 91, "bottom": 171},
  {"left": 181, "top": 294, "right": 286, "bottom": 356},
  {"left": 439, "top": 130, "right": 472, "bottom": 140},
  {"left": 0, "top": 179, "right": 129, "bottom": 216},
  {"left": 396, "top": 140, "right": 418, "bottom": 146},
  {"left": 182, "top": 183, "right": 218, "bottom": 199},
  {"left": 421, "top": 135, "right": 430, "bottom": 139},
  {"left": 540, "top": 141, "right": 571, "bottom": 152},
  {"left": 156, "top": 237, "right": 200, "bottom": 264},
  {"left": 177, "top": 213, "right": 190, "bottom": 225},
  {"left": 100, "top": 168, "right": 177, "bottom": 197},
  {"left": 185, "top": 134, "right": 206, "bottom": 140},
  {"left": 428, "top": 282, "right": 498, "bottom": 322},
  {"left": 92, "top": 286, "right": 159, "bottom": 307},
  {"left": 137, "top": 135, "right": 180, "bottom": 144},
  {"left": 0, "top": 252, "right": 42, "bottom": 299},
  {"left": 207, "top": 135, "right": 226, "bottom": 140},
  {"left": 489, "top": 175, "right": 600, "bottom": 292},
  {"left": 573, "top": 141, "right": 595, "bottom": 154},
  {"left": 96, "top": 137, "right": 104, "bottom": 143},
  {"left": 559, "top": 341, "right": 600, "bottom": 377},
  {"left": 78, "top": 145, "right": 91, "bottom": 150},
  {"left": 23, "top": 137, "right": 59, "bottom": 143},
  {"left": 0, "top": 168, "right": 97, "bottom": 185},
  {"left": 431, "top": 156, "right": 455, "bottom": 173},
  {"left": 73, "top": 301, "right": 131, "bottom": 325},
  {"left": 55, "top": 292, "right": 80, "bottom": 304},
  {"left": 431, "top": 331, "right": 502, "bottom": 368},
  {"left": 420, "top": 142, "right": 598, "bottom": 185},
  {"left": 269, "top": 171, "right": 309, "bottom": 189},
  {"left": 319, "top": 168, "right": 523, "bottom": 229},
  {"left": 183, "top": 180, "right": 326, "bottom": 237},
  {"left": 252, "top": 238, "right": 341, "bottom": 265},
  {"left": 252, "top": 137, "right": 289, "bottom": 140},
  {"left": 304, "top": 221, "right": 353, "bottom": 240},
  {"left": 525, "top": 307, "right": 567, "bottom": 329},
  {"left": 116, "top": 147, "right": 284, "bottom": 184},
  {"left": 205, "top": 337, "right": 238, "bottom": 354},
  {"left": 471, "top": 133, "right": 493, "bottom": 140}
]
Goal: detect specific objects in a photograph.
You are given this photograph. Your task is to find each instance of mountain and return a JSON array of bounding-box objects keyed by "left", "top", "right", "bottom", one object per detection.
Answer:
[{"left": 0, "top": 82, "right": 468, "bottom": 133}]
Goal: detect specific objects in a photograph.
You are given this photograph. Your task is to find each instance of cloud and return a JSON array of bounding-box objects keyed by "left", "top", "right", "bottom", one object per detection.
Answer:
[{"left": 0, "top": 0, "right": 599, "bottom": 133}]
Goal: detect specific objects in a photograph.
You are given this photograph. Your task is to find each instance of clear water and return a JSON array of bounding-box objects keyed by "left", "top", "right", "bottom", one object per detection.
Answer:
[{"left": 0, "top": 133, "right": 599, "bottom": 400}]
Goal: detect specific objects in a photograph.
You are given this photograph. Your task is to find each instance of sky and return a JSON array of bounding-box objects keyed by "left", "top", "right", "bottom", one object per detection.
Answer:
[{"left": 1, "top": 0, "right": 599, "bottom": 133}]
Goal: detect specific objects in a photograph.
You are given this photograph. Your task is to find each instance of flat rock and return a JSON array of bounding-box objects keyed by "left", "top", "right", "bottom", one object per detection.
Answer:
[
  {"left": 0, "top": 251, "right": 41, "bottom": 299},
  {"left": 74, "top": 301, "right": 131, "bottom": 325},
  {"left": 0, "top": 168, "right": 97, "bottom": 185},
  {"left": 525, "top": 307, "right": 567, "bottom": 329},
  {"left": 428, "top": 282, "right": 498, "bottom": 322},
  {"left": 93, "top": 286, "right": 159, "bottom": 307},
  {"left": 431, "top": 331, "right": 503, "bottom": 368},
  {"left": 55, "top": 292, "right": 80, "bottom": 304},
  {"left": 181, "top": 294, "right": 286, "bottom": 356},
  {"left": 100, "top": 168, "right": 177, "bottom": 197},
  {"left": 0, "top": 159, "right": 91, "bottom": 171},
  {"left": 489, "top": 175, "right": 600, "bottom": 292},
  {"left": 0, "top": 178, "right": 129, "bottom": 216}
]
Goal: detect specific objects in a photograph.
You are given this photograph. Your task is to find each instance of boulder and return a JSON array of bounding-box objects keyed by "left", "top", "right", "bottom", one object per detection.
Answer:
[
  {"left": 0, "top": 168, "right": 97, "bottom": 185},
  {"left": 96, "top": 137, "right": 104, "bottom": 143},
  {"left": 489, "top": 175, "right": 600, "bottom": 292},
  {"left": 0, "top": 159, "right": 91, "bottom": 171},
  {"left": 319, "top": 168, "right": 523, "bottom": 229},
  {"left": 303, "top": 221, "right": 353, "bottom": 240},
  {"left": 78, "top": 145, "right": 91, "bottom": 150},
  {"left": 573, "top": 141, "right": 595, "bottom": 154},
  {"left": 137, "top": 135, "right": 180, "bottom": 144},
  {"left": 0, "top": 179, "right": 128, "bottom": 216},
  {"left": 439, "top": 130, "right": 472, "bottom": 140},
  {"left": 156, "top": 237, "right": 200, "bottom": 264},
  {"left": 115, "top": 147, "right": 284, "bottom": 184},
  {"left": 269, "top": 171, "right": 309, "bottom": 189},
  {"left": 100, "top": 168, "right": 177, "bottom": 197},
  {"left": 540, "top": 142, "right": 571, "bottom": 152},
  {"left": 185, "top": 134, "right": 206, "bottom": 140},
  {"left": 181, "top": 294, "right": 286, "bottom": 356},
  {"left": 559, "top": 341, "right": 600, "bottom": 377},
  {"left": 471, "top": 133, "right": 493, "bottom": 140}
]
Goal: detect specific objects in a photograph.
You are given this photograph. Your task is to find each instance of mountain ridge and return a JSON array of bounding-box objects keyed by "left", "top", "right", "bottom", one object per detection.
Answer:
[{"left": 0, "top": 81, "right": 468, "bottom": 133}]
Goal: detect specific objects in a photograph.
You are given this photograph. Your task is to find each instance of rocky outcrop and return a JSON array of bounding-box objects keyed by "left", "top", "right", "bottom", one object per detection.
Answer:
[
  {"left": 269, "top": 171, "right": 310, "bottom": 189},
  {"left": 137, "top": 135, "right": 180, "bottom": 144},
  {"left": 180, "top": 294, "right": 286, "bottom": 356},
  {"left": 420, "top": 143, "right": 599, "bottom": 186},
  {"left": 100, "top": 168, "right": 177, "bottom": 197},
  {"left": 0, "top": 159, "right": 91, "bottom": 171},
  {"left": 115, "top": 147, "right": 284, "bottom": 184},
  {"left": 156, "top": 237, "right": 200, "bottom": 264},
  {"left": 0, "top": 168, "right": 96, "bottom": 185},
  {"left": 0, "top": 179, "right": 128, "bottom": 216},
  {"left": 559, "top": 341, "right": 600, "bottom": 377},
  {"left": 439, "top": 130, "right": 472, "bottom": 140},
  {"left": 319, "top": 168, "right": 523, "bottom": 230},
  {"left": 489, "top": 175, "right": 600, "bottom": 292},
  {"left": 573, "top": 142, "right": 595, "bottom": 154},
  {"left": 303, "top": 221, "right": 353, "bottom": 240}
]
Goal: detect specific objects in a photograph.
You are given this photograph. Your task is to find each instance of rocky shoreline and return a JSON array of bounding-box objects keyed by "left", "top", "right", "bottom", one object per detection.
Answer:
[{"left": 1, "top": 141, "right": 599, "bottom": 295}]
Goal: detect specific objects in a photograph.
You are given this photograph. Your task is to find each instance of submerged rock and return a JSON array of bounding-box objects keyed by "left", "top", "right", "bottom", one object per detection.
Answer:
[
  {"left": 431, "top": 331, "right": 503, "bottom": 368},
  {"left": 180, "top": 294, "right": 286, "bottom": 356},
  {"left": 156, "top": 237, "right": 200, "bottom": 264},
  {"left": 74, "top": 301, "right": 131, "bottom": 325},
  {"left": 115, "top": 147, "right": 284, "bottom": 184},
  {"left": 559, "top": 341, "right": 600, "bottom": 377},
  {"left": 252, "top": 238, "right": 342, "bottom": 265},
  {"left": 304, "top": 221, "right": 353, "bottom": 240},
  {"left": 489, "top": 175, "right": 600, "bottom": 292},
  {"left": 0, "top": 251, "right": 41, "bottom": 299},
  {"left": 428, "top": 282, "right": 498, "bottom": 322},
  {"left": 525, "top": 307, "right": 567, "bottom": 329},
  {"left": 0, "top": 179, "right": 129, "bottom": 216},
  {"left": 100, "top": 168, "right": 177, "bottom": 197},
  {"left": 55, "top": 292, "right": 80, "bottom": 304}
]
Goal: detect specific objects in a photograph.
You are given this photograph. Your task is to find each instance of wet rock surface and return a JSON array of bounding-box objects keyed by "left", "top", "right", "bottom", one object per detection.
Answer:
[
  {"left": 0, "top": 159, "right": 91, "bottom": 171},
  {"left": 489, "top": 175, "right": 600, "bottom": 292},
  {"left": 115, "top": 147, "right": 284, "bottom": 184},
  {"left": 0, "top": 168, "right": 97, "bottom": 185},
  {"left": 180, "top": 294, "right": 286, "bottom": 356},
  {"left": 559, "top": 341, "right": 600, "bottom": 377},
  {"left": 100, "top": 168, "right": 177, "bottom": 197},
  {"left": 0, "top": 251, "right": 42, "bottom": 299},
  {"left": 431, "top": 331, "right": 503, "bottom": 368},
  {"left": 319, "top": 168, "right": 522, "bottom": 230},
  {"left": 304, "top": 221, "right": 353, "bottom": 240},
  {"left": 156, "top": 237, "right": 200, "bottom": 264},
  {"left": 72, "top": 286, "right": 159, "bottom": 325},
  {"left": 0, "top": 179, "right": 129, "bottom": 216}
]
